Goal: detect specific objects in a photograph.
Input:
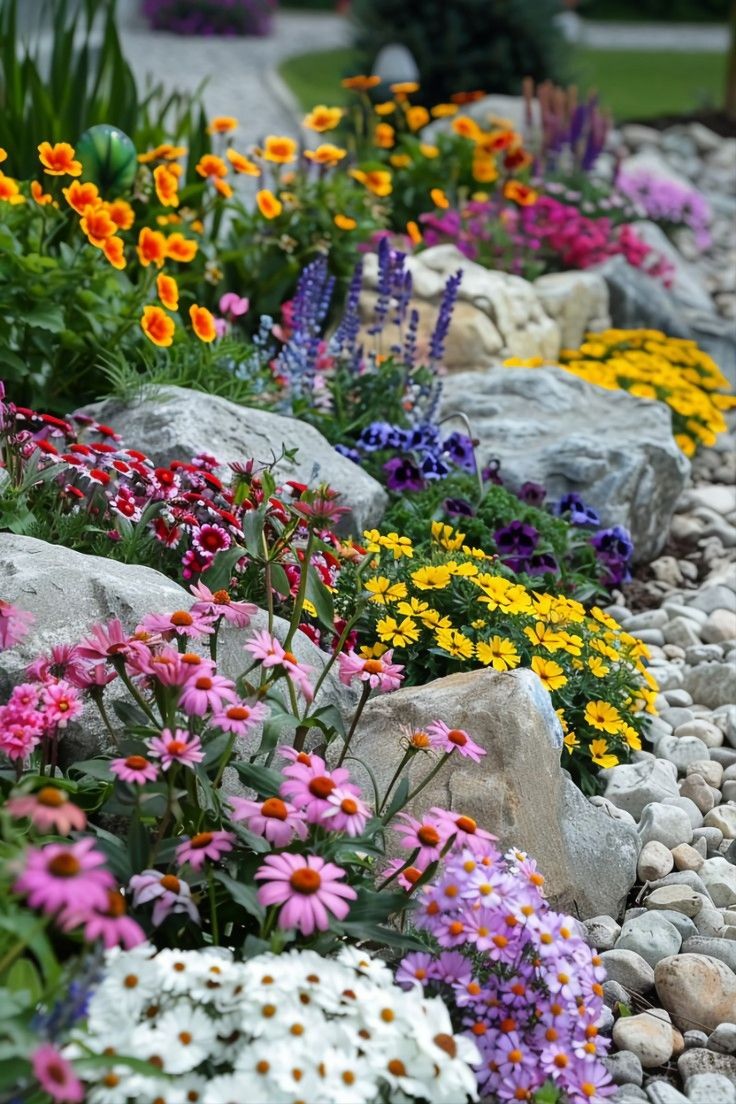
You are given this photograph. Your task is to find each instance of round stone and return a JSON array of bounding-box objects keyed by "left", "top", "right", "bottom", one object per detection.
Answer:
[
  {"left": 616, "top": 913, "right": 682, "bottom": 968},
  {"left": 638, "top": 840, "right": 674, "bottom": 882},
  {"left": 655, "top": 953, "right": 736, "bottom": 1032},
  {"left": 612, "top": 1009, "right": 674, "bottom": 1068}
]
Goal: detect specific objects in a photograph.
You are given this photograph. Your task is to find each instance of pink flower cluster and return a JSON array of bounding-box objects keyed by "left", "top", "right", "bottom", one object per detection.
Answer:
[
  {"left": 398, "top": 845, "right": 613, "bottom": 1104},
  {"left": 0, "top": 674, "right": 83, "bottom": 763}
]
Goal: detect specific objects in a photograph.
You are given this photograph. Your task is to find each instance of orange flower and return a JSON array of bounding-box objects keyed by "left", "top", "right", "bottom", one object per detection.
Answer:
[
  {"left": 0, "top": 147, "right": 6, "bottom": 163},
  {"left": 390, "top": 81, "right": 419, "bottom": 95},
  {"left": 334, "top": 213, "right": 357, "bottom": 231},
  {"left": 341, "top": 75, "right": 380, "bottom": 91},
  {"left": 504, "top": 147, "right": 533, "bottom": 172},
  {"left": 256, "top": 189, "right": 283, "bottom": 219},
  {"left": 480, "top": 129, "right": 517, "bottom": 153},
  {"left": 503, "top": 181, "right": 538, "bottom": 207},
  {"left": 157, "top": 273, "right": 179, "bottom": 311},
  {"left": 227, "top": 148, "right": 261, "bottom": 176},
  {"left": 374, "top": 123, "right": 395, "bottom": 149},
  {"left": 30, "top": 180, "right": 53, "bottom": 205},
  {"left": 153, "top": 164, "right": 180, "bottom": 208},
  {"left": 374, "top": 101, "right": 396, "bottom": 116},
  {"left": 406, "top": 105, "right": 429, "bottom": 131},
  {"left": 107, "top": 198, "right": 135, "bottom": 231},
  {"left": 472, "top": 155, "right": 499, "bottom": 184},
  {"left": 262, "top": 136, "right": 298, "bottom": 164},
  {"left": 80, "top": 204, "right": 118, "bottom": 246},
  {"left": 196, "top": 154, "right": 228, "bottom": 180},
  {"left": 136, "top": 226, "right": 168, "bottom": 268},
  {"left": 189, "top": 304, "right": 216, "bottom": 343},
  {"left": 451, "top": 116, "right": 482, "bottom": 142},
  {"left": 141, "top": 305, "right": 175, "bottom": 348},
  {"left": 38, "top": 141, "right": 82, "bottom": 177},
  {"left": 389, "top": 153, "right": 411, "bottom": 170},
  {"left": 451, "top": 90, "right": 486, "bottom": 104},
  {"left": 431, "top": 103, "right": 458, "bottom": 118},
  {"left": 350, "top": 169, "right": 392, "bottom": 197},
  {"left": 138, "top": 144, "right": 187, "bottom": 164},
  {"left": 419, "top": 143, "right": 439, "bottom": 159},
  {"left": 304, "top": 144, "right": 347, "bottom": 165},
  {"left": 0, "top": 174, "right": 24, "bottom": 204},
  {"left": 103, "top": 236, "right": 126, "bottom": 270},
  {"left": 406, "top": 220, "right": 422, "bottom": 245},
  {"left": 213, "top": 178, "right": 233, "bottom": 199},
  {"left": 430, "top": 188, "right": 449, "bottom": 209},
  {"left": 62, "top": 180, "right": 99, "bottom": 214},
  {"left": 207, "top": 115, "right": 238, "bottom": 134},
  {"left": 303, "top": 105, "right": 343, "bottom": 132},
  {"left": 165, "top": 232, "right": 198, "bottom": 263}
]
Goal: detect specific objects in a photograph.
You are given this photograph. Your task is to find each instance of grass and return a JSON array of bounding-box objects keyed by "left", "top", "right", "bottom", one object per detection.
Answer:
[{"left": 279, "top": 46, "right": 728, "bottom": 122}]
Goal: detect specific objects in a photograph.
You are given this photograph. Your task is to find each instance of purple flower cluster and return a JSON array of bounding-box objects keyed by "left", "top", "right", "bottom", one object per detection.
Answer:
[
  {"left": 494, "top": 520, "right": 559, "bottom": 577},
  {"left": 616, "top": 171, "right": 712, "bottom": 251},
  {"left": 142, "top": 0, "right": 275, "bottom": 36},
  {"left": 555, "top": 493, "right": 601, "bottom": 529},
  {"left": 348, "top": 420, "right": 476, "bottom": 492},
  {"left": 591, "top": 525, "right": 634, "bottom": 588},
  {"left": 400, "top": 845, "right": 613, "bottom": 1103}
]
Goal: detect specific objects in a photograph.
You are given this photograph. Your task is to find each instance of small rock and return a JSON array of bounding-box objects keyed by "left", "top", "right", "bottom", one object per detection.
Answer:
[
  {"left": 661, "top": 706, "right": 696, "bottom": 729},
  {"left": 612, "top": 1009, "right": 674, "bottom": 1068},
  {"left": 600, "top": 949, "right": 655, "bottom": 994},
  {"left": 605, "top": 1049, "right": 644, "bottom": 1086},
  {"left": 645, "top": 885, "right": 703, "bottom": 918},
  {"left": 682, "top": 936, "right": 736, "bottom": 973},
  {"left": 683, "top": 1072, "right": 736, "bottom": 1102},
  {"left": 664, "top": 689, "right": 694, "bottom": 708},
  {"left": 724, "top": 781, "right": 736, "bottom": 802},
  {"left": 693, "top": 826, "right": 724, "bottom": 851},
  {"left": 671, "top": 843, "right": 705, "bottom": 872},
  {"left": 694, "top": 903, "right": 728, "bottom": 938},
  {"left": 663, "top": 796, "right": 705, "bottom": 829},
  {"left": 650, "top": 870, "right": 709, "bottom": 896},
  {"left": 704, "top": 807, "right": 736, "bottom": 839},
  {"left": 680, "top": 773, "right": 717, "bottom": 814},
  {"left": 604, "top": 760, "right": 679, "bottom": 819},
  {"left": 603, "top": 978, "right": 632, "bottom": 1010},
  {"left": 685, "top": 1030, "right": 710, "bottom": 1049},
  {"left": 652, "top": 910, "right": 698, "bottom": 942},
  {"left": 656, "top": 733, "right": 711, "bottom": 774},
  {"left": 583, "top": 914, "right": 621, "bottom": 951},
  {"left": 709, "top": 1023, "right": 736, "bottom": 1055},
  {"left": 617, "top": 913, "right": 682, "bottom": 968},
  {"left": 639, "top": 803, "right": 694, "bottom": 849},
  {"left": 656, "top": 953, "right": 736, "bottom": 1032},
  {"left": 687, "top": 760, "right": 724, "bottom": 789},
  {"left": 700, "top": 857, "right": 736, "bottom": 906},
  {"left": 675, "top": 719, "right": 725, "bottom": 749},
  {"left": 684, "top": 663, "right": 736, "bottom": 710},
  {"left": 665, "top": 616, "right": 702, "bottom": 649},
  {"left": 686, "top": 644, "right": 725, "bottom": 665},
  {"left": 626, "top": 609, "right": 670, "bottom": 631},
  {"left": 703, "top": 608, "right": 736, "bottom": 645},
  {"left": 679, "top": 1048, "right": 736, "bottom": 1085},
  {"left": 645, "top": 1080, "right": 689, "bottom": 1104},
  {"left": 638, "top": 840, "right": 675, "bottom": 882}
]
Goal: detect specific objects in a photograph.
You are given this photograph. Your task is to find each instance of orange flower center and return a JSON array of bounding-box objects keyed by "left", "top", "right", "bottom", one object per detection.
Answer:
[
  {"left": 417, "top": 825, "right": 440, "bottom": 846},
  {"left": 261, "top": 797, "right": 288, "bottom": 820},
  {"left": 340, "top": 798, "right": 359, "bottom": 815},
  {"left": 289, "top": 868, "right": 322, "bottom": 894},
  {"left": 170, "top": 611, "right": 193, "bottom": 626},
  {"left": 167, "top": 741, "right": 186, "bottom": 755},
  {"left": 404, "top": 866, "right": 422, "bottom": 884},
  {"left": 433, "top": 1034, "right": 457, "bottom": 1058},
  {"left": 363, "top": 659, "right": 384, "bottom": 674},
  {"left": 309, "top": 776, "right": 335, "bottom": 799},
  {"left": 194, "top": 677, "right": 213, "bottom": 690},
  {"left": 48, "top": 853, "right": 81, "bottom": 877},
  {"left": 160, "top": 874, "right": 181, "bottom": 892},
  {"left": 456, "top": 815, "right": 477, "bottom": 833},
  {"left": 37, "top": 787, "right": 67, "bottom": 807},
  {"left": 283, "top": 651, "right": 298, "bottom": 664},
  {"left": 212, "top": 590, "right": 231, "bottom": 604},
  {"left": 106, "top": 891, "right": 127, "bottom": 917},
  {"left": 447, "top": 729, "right": 468, "bottom": 746},
  {"left": 387, "top": 1060, "right": 406, "bottom": 1077},
  {"left": 125, "top": 755, "right": 149, "bottom": 770},
  {"left": 190, "top": 832, "right": 214, "bottom": 849},
  {"left": 227, "top": 706, "right": 251, "bottom": 721}
]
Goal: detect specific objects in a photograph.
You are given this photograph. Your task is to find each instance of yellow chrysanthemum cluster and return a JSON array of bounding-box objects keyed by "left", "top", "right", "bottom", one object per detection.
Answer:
[
  {"left": 359, "top": 521, "right": 657, "bottom": 789},
  {"left": 505, "top": 329, "right": 735, "bottom": 457}
]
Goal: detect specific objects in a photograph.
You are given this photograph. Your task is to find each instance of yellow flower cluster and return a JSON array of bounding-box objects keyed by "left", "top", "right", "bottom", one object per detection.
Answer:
[
  {"left": 359, "top": 523, "right": 657, "bottom": 787},
  {"left": 505, "top": 329, "right": 735, "bottom": 457}
]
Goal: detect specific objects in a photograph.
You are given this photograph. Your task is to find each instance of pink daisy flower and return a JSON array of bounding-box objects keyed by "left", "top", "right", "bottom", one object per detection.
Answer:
[
  {"left": 111, "top": 754, "right": 159, "bottom": 784},
  {"left": 31, "top": 1044, "right": 83, "bottom": 1104},
  {"left": 60, "top": 889, "right": 145, "bottom": 949},
  {"left": 426, "top": 719, "right": 486, "bottom": 762},
  {"left": 14, "top": 838, "right": 114, "bottom": 916},
  {"left": 244, "top": 629, "right": 314, "bottom": 700},
  {"left": 322, "top": 787, "right": 371, "bottom": 836},
  {"left": 7, "top": 787, "right": 87, "bottom": 834},
  {"left": 128, "top": 869, "right": 200, "bottom": 927},
  {"left": 381, "top": 856, "right": 426, "bottom": 891},
  {"left": 192, "top": 523, "right": 232, "bottom": 558},
  {"left": 133, "top": 645, "right": 205, "bottom": 687},
  {"left": 255, "top": 853, "right": 356, "bottom": 936},
  {"left": 430, "top": 807, "right": 498, "bottom": 856},
  {"left": 138, "top": 608, "right": 214, "bottom": 639},
  {"left": 189, "top": 581, "right": 257, "bottom": 628},
  {"left": 175, "top": 830, "right": 236, "bottom": 870},
  {"left": 279, "top": 751, "right": 358, "bottom": 824},
  {"left": 42, "top": 680, "right": 83, "bottom": 728},
  {"left": 212, "top": 699, "right": 268, "bottom": 735},
  {"left": 337, "top": 648, "right": 405, "bottom": 692},
  {"left": 148, "top": 728, "right": 204, "bottom": 770},
  {"left": 0, "top": 719, "right": 42, "bottom": 761},
  {"left": 76, "top": 618, "right": 131, "bottom": 661},
  {"left": 0, "top": 599, "right": 34, "bottom": 651},
  {"left": 229, "top": 794, "right": 307, "bottom": 847},
  {"left": 394, "top": 812, "right": 446, "bottom": 867},
  {"left": 179, "top": 671, "right": 237, "bottom": 717},
  {"left": 26, "top": 643, "right": 87, "bottom": 685}
]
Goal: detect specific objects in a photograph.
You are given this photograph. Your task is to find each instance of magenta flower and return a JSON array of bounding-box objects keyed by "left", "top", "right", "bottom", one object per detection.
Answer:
[
  {"left": 244, "top": 629, "right": 315, "bottom": 701},
  {"left": 0, "top": 719, "right": 42, "bottom": 762},
  {"left": 255, "top": 853, "right": 356, "bottom": 935},
  {"left": 279, "top": 750, "right": 358, "bottom": 824},
  {"left": 192, "top": 523, "right": 232, "bottom": 558},
  {"left": 26, "top": 643, "right": 87, "bottom": 685},
  {"left": 128, "top": 869, "right": 200, "bottom": 927},
  {"left": 322, "top": 787, "right": 371, "bottom": 836},
  {"left": 60, "top": 889, "right": 145, "bottom": 949},
  {"left": 175, "top": 829, "right": 236, "bottom": 870},
  {"left": 7, "top": 787, "right": 87, "bottom": 834},
  {"left": 430, "top": 807, "right": 497, "bottom": 855},
  {"left": 394, "top": 812, "right": 446, "bottom": 867},
  {"left": 337, "top": 648, "right": 404, "bottom": 692},
  {"left": 229, "top": 794, "right": 307, "bottom": 847},
  {"left": 14, "top": 838, "right": 115, "bottom": 916},
  {"left": 31, "top": 1044, "right": 83, "bottom": 1104},
  {"left": 212, "top": 698, "right": 268, "bottom": 735},
  {"left": 426, "top": 720, "right": 486, "bottom": 762},
  {"left": 138, "top": 608, "right": 215, "bottom": 639},
  {"left": 148, "top": 728, "right": 204, "bottom": 770},
  {"left": 0, "top": 599, "right": 34, "bottom": 650},
  {"left": 220, "top": 291, "right": 250, "bottom": 318},
  {"left": 42, "top": 680, "right": 83, "bottom": 728},
  {"left": 132, "top": 644, "right": 201, "bottom": 687},
  {"left": 76, "top": 618, "right": 131, "bottom": 661},
  {"left": 179, "top": 671, "right": 237, "bottom": 716},
  {"left": 110, "top": 754, "right": 159, "bottom": 784},
  {"left": 189, "top": 581, "right": 257, "bottom": 627}
]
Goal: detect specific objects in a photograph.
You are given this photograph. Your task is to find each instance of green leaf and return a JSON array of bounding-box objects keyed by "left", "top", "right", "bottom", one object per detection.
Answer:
[
  {"left": 111, "top": 700, "right": 150, "bottom": 727},
  {"left": 5, "top": 960, "right": 42, "bottom": 1005},
  {"left": 381, "top": 776, "right": 409, "bottom": 823},
  {"left": 305, "top": 565, "right": 334, "bottom": 630},
  {"left": 346, "top": 888, "right": 409, "bottom": 924},
  {"left": 214, "top": 872, "right": 265, "bottom": 922},
  {"left": 334, "top": 922, "right": 424, "bottom": 950},
  {"left": 15, "top": 303, "right": 65, "bottom": 333},
  {"left": 232, "top": 760, "right": 283, "bottom": 798},
  {"left": 70, "top": 759, "right": 113, "bottom": 781},
  {"left": 201, "top": 545, "right": 246, "bottom": 592}
]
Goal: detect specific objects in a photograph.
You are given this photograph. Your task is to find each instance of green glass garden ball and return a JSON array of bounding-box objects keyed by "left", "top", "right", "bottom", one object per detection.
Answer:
[{"left": 76, "top": 125, "right": 138, "bottom": 195}]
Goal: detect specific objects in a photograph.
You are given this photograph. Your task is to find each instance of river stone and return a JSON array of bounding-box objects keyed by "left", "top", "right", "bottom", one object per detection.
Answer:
[
  {"left": 683, "top": 1072, "right": 736, "bottom": 1101},
  {"left": 602, "top": 759, "right": 680, "bottom": 819},
  {"left": 604, "top": 1049, "right": 644, "bottom": 1087},
  {"left": 583, "top": 915, "right": 622, "bottom": 951},
  {"left": 596, "top": 254, "right": 694, "bottom": 339},
  {"left": 600, "top": 950, "right": 655, "bottom": 994},
  {"left": 683, "top": 664, "right": 736, "bottom": 710},
  {"left": 439, "top": 365, "right": 689, "bottom": 562},
  {"left": 630, "top": 220, "right": 716, "bottom": 314},
  {"left": 679, "top": 774, "right": 717, "bottom": 814},
  {"left": 708, "top": 1023, "right": 736, "bottom": 1055},
  {"left": 678, "top": 1049, "right": 736, "bottom": 1086},
  {"left": 704, "top": 807, "right": 736, "bottom": 839},
  {"left": 351, "top": 666, "right": 637, "bottom": 918},
  {"left": 671, "top": 843, "right": 705, "bottom": 872},
  {"left": 655, "top": 953, "right": 736, "bottom": 1032},
  {"left": 612, "top": 1009, "right": 674, "bottom": 1069},
  {"left": 700, "top": 858, "right": 736, "bottom": 906},
  {"left": 638, "top": 803, "right": 693, "bottom": 849},
  {"left": 616, "top": 913, "right": 682, "bottom": 968},
  {"left": 687, "top": 760, "right": 725, "bottom": 789},
  {"left": 80, "top": 386, "right": 387, "bottom": 535},
  {"left": 638, "top": 840, "right": 674, "bottom": 882},
  {"left": 682, "top": 937, "right": 736, "bottom": 974},
  {"left": 645, "top": 885, "right": 703, "bottom": 918}
]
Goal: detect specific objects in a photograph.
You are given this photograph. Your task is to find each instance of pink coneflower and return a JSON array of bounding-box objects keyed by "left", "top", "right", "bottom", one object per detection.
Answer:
[
  {"left": 148, "top": 728, "right": 204, "bottom": 770},
  {"left": 394, "top": 812, "right": 446, "bottom": 867},
  {"left": 42, "top": 680, "right": 83, "bottom": 728},
  {"left": 322, "top": 787, "right": 371, "bottom": 836},
  {"left": 175, "top": 830, "right": 236, "bottom": 870},
  {"left": 291, "top": 490, "right": 350, "bottom": 526},
  {"left": 26, "top": 643, "right": 87, "bottom": 685},
  {"left": 60, "top": 889, "right": 145, "bottom": 949},
  {"left": 229, "top": 795, "right": 307, "bottom": 846},
  {"left": 0, "top": 599, "right": 35, "bottom": 650},
  {"left": 178, "top": 671, "right": 237, "bottom": 716},
  {"left": 279, "top": 751, "right": 358, "bottom": 824},
  {"left": 192, "top": 523, "right": 232, "bottom": 558},
  {"left": 212, "top": 699, "right": 268, "bottom": 735},
  {"left": 0, "top": 720, "right": 42, "bottom": 761},
  {"left": 134, "top": 645, "right": 207, "bottom": 687},
  {"left": 128, "top": 869, "right": 200, "bottom": 927},
  {"left": 426, "top": 720, "right": 486, "bottom": 762},
  {"left": 337, "top": 648, "right": 404, "bottom": 692},
  {"left": 189, "top": 581, "right": 257, "bottom": 628},
  {"left": 255, "top": 853, "right": 356, "bottom": 936},
  {"left": 76, "top": 618, "right": 131, "bottom": 661},
  {"left": 244, "top": 629, "right": 315, "bottom": 700},
  {"left": 7, "top": 787, "right": 87, "bottom": 834},
  {"left": 31, "top": 1043, "right": 83, "bottom": 1103},
  {"left": 14, "top": 838, "right": 114, "bottom": 916},
  {"left": 138, "top": 608, "right": 214, "bottom": 639},
  {"left": 430, "top": 806, "right": 497, "bottom": 856},
  {"left": 111, "top": 754, "right": 159, "bottom": 784},
  {"left": 381, "top": 856, "right": 426, "bottom": 891}
]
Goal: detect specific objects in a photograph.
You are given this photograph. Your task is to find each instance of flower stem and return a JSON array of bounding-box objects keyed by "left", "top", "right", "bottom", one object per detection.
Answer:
[{"left": 336, "top": 681, "right": 371, "bottom": 767}]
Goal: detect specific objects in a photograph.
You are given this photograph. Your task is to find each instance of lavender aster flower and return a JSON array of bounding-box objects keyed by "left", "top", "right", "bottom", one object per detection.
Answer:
[
  {"left": 555, "top": 492, "right": 600, "bottom": 528},
  {"left": 442, "top": 431, "right": 476, "bottom": 474}
]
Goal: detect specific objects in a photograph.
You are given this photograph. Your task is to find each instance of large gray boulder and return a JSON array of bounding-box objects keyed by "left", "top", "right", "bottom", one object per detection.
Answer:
[
  {"left": 80, "top": 387, "right": 386, "bottom": 535},
  {"left": 351, "top": 666, "right": 638, "bottom": 919},
  {"left": 440, "top": 366, "right": 690, "bottom": 562},
  {"left": 595, "top": 255, "right": 693, "bottom": 338},
  {"left": 533, "top": 270, "right": 610, "bottom": 350}
]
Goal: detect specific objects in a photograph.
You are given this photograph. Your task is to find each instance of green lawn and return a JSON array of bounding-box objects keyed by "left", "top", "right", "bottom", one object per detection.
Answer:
[{"left": 279, "top": 46, "right": 728, "bottom": 122}]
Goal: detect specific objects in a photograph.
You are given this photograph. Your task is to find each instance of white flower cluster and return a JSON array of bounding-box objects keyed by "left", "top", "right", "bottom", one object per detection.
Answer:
[{"left": 72, "top": 943, "right": 480, "bottom": 1104}]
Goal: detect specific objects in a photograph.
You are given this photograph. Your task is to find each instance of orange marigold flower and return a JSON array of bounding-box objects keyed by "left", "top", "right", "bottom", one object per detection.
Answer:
[
  {"left": 419, "top": 143, "right": 439, "bottom": 159},
  {"left": 196, "top": 154, "right": 228, "bottom": 180},
  {"left": 157, "top": 273, "right": 179, "bottom": 311},
  {"left": 430, "top": 187, "right": 449, "bottom": 209},
  {"left": 373, "top": 123, "right": 395, "bottom": 149},
  {"left": 303, "top": 105, "right": 343, "bottom": 132},
  {"left": 406, "top": 220, "right": 422, "bottom": 245},
  {"left": 38, "top": 141, "right": 82, "bottom": 177},
  {"left": 137, "top": 226, "right": 168, "bottom": 268},
  {"left": 480, "top": 129, "right": 517, "bottom": 153},
  {"left": 63, "top": 180, "right": 99, "bottom": 214},
  {"left": 504, "top": 147, "right": 533, "bottom": 171},
  {"left": 213, "top": 177, "right": 233, "bottom": 199},
  {"left": 153, "top": 164, "right": 180, "bottom": 208},
  {"left": 304, "top": 143, "right": 346, "bottom": 165},
  {"left": 406, "top": 105, "right": 429, "bottom": 131},
  {"left": 256, "top": 189, "right": 283, "bottom": 219},
  {"left": 334, "top": 213, "right": 357, "bottom": 230},
  {"left": 31, "top": 180, "right": 53, "bottom": 205},
  {"left": 390, "top": 81, "right": 419, "bottom": 95},
  {"left": 374, "top": 101, "right": 396, "bottom": 116},
  {"left": 262, "top": 136, "right": 298, "bottom": 164},
  {"left": 108, "top": 198, "right": 135, "bottom": 230},
  {"left": 138, "top": 143, "right": 187, "bottom": 164},
  {"left": 472, "top": 156, "right": 499, "bottom": 184},
  {"left": 227, "top": 148, "right": 261, "bottom": 176},
  {"left": 80, "top": 204, "right": 118, "bottom": 246},
  {"left": 350, "top": 169, "right": 392, "bottom": 197},
  {"left": 431, "top": 103, "right": 458, "bottom": 118},
  {"left": 0, "top": 174, "right": 24, "bottom": 204},
  {"left": 341, "top": 74, "right": 380, "bottom": 91},
  {"left": 503, "top": 180, "right": 538, "bottom": 207},
  {"left": 0, "top": 147, "right": 6, "bottom": 163},
  {"left": 103, "top": 236, "right": 126, "bottom": 270},
  {"left": 189, "top": 304, "right": 216, "bottom": 343},
  {"left": 165, "top": 232, "right": 198, "bottom": 263},
  {"left": 451, "top": 90, "right": 486, "bottom": 104},
  {"left": 141, "top": 305, "right": 175, "bottom": 348},
  {"left": 207, "top": 115, "right": 238, "bottom": 134},
  {"left": 389, "top": 153, "right": 411, "bottom": 169},
  {"left": 451, "top": 116, "right": 482, "bottom": 142}
]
